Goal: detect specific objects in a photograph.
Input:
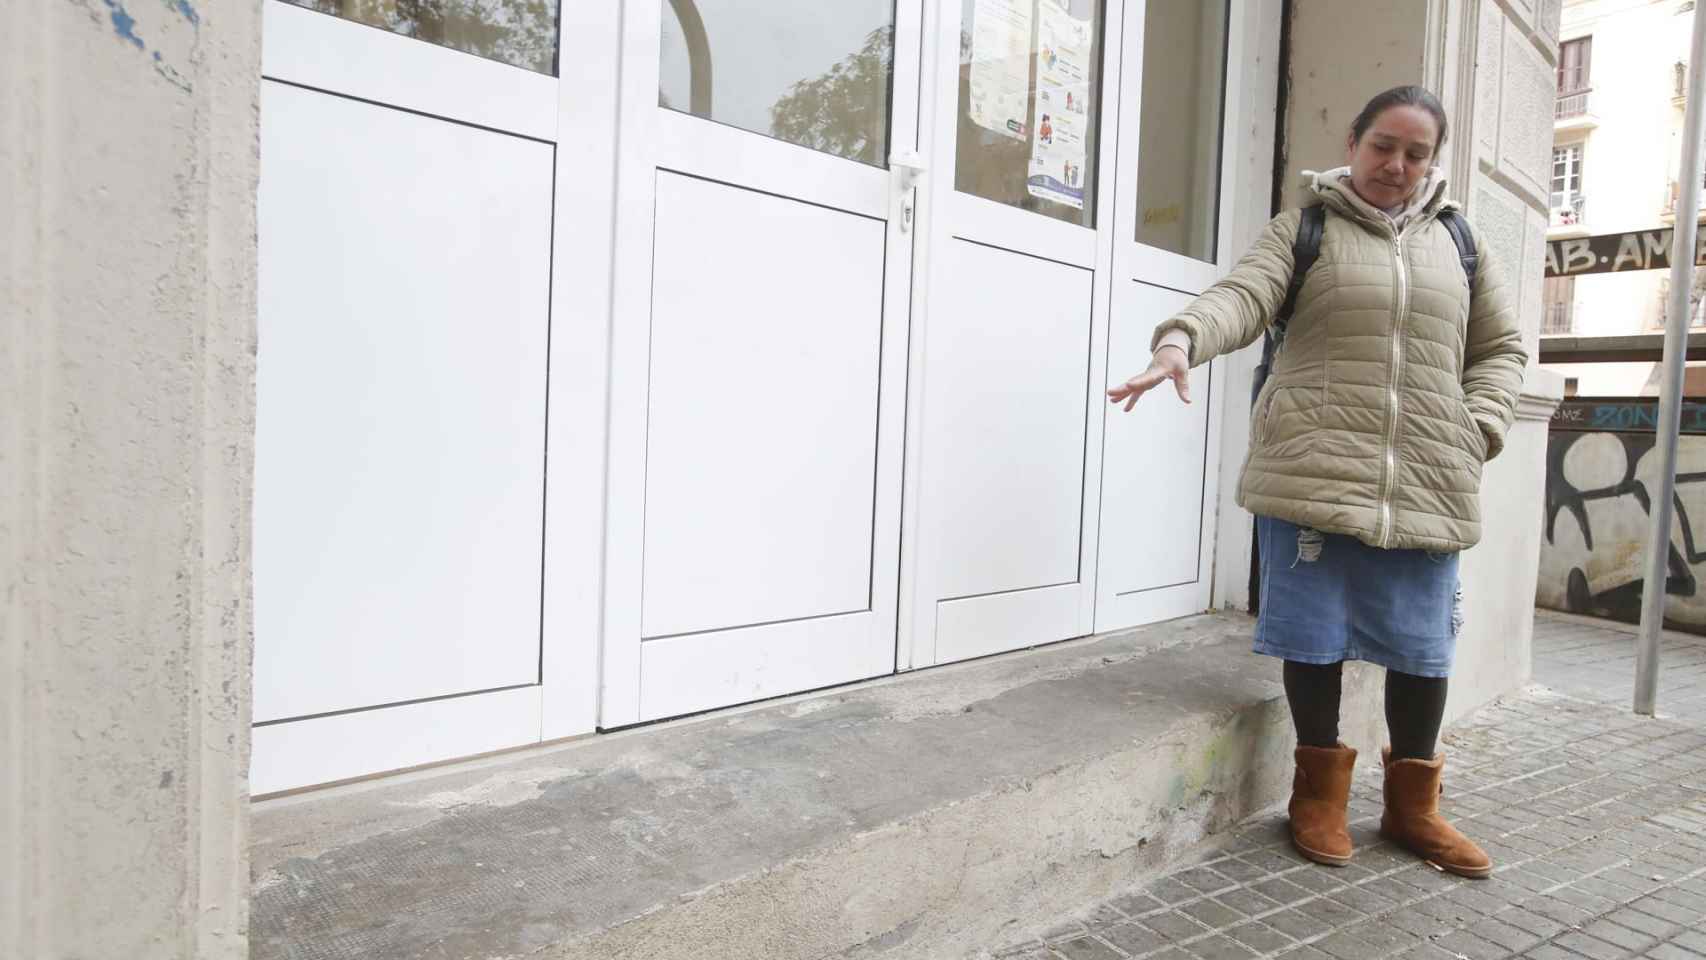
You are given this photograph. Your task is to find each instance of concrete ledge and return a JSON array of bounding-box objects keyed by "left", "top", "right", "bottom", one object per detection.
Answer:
[{"left": 251, "top": 614, "right": 1386, "bottom": 959}]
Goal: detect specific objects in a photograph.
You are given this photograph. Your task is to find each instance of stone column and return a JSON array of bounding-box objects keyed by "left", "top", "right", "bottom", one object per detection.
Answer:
[
  {"left": 1446, "top": 0, "right": 1568, "bottom": 721},
  {"left": 1280, "top": 0, "right": 1564, "bottom": 724},
  {"left": 1, "top": 0, "right": 260, "bottom": 956}
]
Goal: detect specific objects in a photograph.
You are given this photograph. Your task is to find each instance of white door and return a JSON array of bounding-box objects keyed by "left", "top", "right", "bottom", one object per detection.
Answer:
[
  {"left": 601, "top": 0, "right": 924, "bottom": 724},
  {"left": 1096, "top": 0, "right": 1239, "bottom": 631},
  {"left": 252, "top": 0, "right": 582, "bottom": 793},
  {"left": 901, "top": 0, "right": 1122, "bottom": 667}
]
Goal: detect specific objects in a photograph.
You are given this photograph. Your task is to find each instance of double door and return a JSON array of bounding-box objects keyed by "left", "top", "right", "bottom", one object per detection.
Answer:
[
  {"left": 603, "top": 0, "right": 1246, "bottom": 723},
  {"left": 252, "top": 0, "right": 1254, "bottom": 792}
]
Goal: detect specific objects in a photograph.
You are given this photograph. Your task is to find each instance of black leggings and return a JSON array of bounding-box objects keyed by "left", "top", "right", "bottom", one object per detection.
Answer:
[{"left": 1282, "top": 659, "right": 1447, "bottom": 760}]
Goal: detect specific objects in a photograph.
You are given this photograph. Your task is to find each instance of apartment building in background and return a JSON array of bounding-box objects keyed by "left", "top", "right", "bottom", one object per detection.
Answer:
[{"left": 1544, "top": 0, "right": 1706, "bottom": 396}]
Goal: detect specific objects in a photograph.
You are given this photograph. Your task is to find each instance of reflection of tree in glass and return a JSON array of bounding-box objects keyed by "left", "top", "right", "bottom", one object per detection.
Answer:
[
  {"left": 291, "top": 0, "right": 561, "bottom": 75},
  {"left": 769, "top": 27, "right": 893, "bottom": 166}
]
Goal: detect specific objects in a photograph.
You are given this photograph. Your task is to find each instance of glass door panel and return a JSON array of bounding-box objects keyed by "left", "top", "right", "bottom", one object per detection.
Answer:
[
  {"left": 954, "top": 0, "right": 1105, "bottom": 227},
  {"left": 283, "top": 0, "right": 562, "bottom": 74},
  {"left": 1131, "top": 0, "right": 1230, "bottom": 262},
  {"left": 660, "top": 0, "right": 896, "bottom": 165}
]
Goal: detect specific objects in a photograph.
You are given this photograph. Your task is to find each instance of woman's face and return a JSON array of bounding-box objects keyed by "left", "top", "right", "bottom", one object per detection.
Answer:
[{"left": 1344, "top": 105, "right": 1440, "bottom": 210}]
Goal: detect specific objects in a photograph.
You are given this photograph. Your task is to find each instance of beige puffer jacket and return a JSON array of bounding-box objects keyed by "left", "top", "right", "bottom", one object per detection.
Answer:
[{"left": 1151, "top": 168, "right": 1527, "bottom": 552}]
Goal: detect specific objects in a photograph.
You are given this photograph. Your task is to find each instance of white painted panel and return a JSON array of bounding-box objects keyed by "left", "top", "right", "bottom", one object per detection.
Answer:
[
  {"left": 1094, "top": 579, "right": 1210, "bottom": 636},
  {"left": 947, "top": 192, "right": 1099, "bottom": 267},
  {"left": 935, "top": 583, "right": 1083, "bottom": 665},
  {"left": 1099, "top": 280, "right": 1213, "bottom": 601},
  {"left": 261, "top": 0, "right": 558, "bottom": 142},
  {"left": 642, "top": 172, "right": 886, "bottom": 639},
  {"left": 636, "top": 614, "right": 891, "bottom": 721},
  {"left": 655, "top": 109, "right": 892, "bottom": 221},
  {"left": 928, "top": 240, "right": 1093, "bottom": 601},
  {"left": 255, "top": 81, "right": 551, "bottom": 722},
  {"left": 251, "top": 686, "right": 541, "bottom": 796},
  {"left": 1125, "top": 243, "right": 1218, "bottom": 296}
]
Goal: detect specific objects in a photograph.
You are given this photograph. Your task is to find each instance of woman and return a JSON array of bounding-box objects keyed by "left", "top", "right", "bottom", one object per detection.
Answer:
[{"left": 1108, "top": 86, "right": 1526, "bottom": 878}]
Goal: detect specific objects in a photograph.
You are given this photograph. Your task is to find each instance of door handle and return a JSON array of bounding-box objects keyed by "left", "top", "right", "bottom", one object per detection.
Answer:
[
  {"left": 891, "top": 151, "right": 926, "bottom": 233},
  {"left": 890, "top": 150, "right": 927, "bottom": 192}
]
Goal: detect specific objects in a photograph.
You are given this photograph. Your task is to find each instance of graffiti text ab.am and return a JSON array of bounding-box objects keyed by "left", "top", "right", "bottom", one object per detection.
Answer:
[{"left": 1545, "top": 228, "right": 1706, "bottom": 278}]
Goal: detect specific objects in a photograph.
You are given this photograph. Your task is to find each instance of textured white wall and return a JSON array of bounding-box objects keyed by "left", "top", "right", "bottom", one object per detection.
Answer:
[
  {"left": 1, "top": 0, "right": 259, "bottom": 956},
  {"left": 1453, "top": 0, "right": 1565, "bottom": 723}
]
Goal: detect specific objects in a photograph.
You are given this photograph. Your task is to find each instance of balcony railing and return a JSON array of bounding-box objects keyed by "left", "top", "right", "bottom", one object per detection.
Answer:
[
  {"left": 1550, "top": 193, "right": 1586, "bottom": 228},
  {"left": 1556, "top": 88, "right": 1591, "bottom": 120},
  {"left": 1542, "top": 301, "right": 1574, "bottom": 336}
]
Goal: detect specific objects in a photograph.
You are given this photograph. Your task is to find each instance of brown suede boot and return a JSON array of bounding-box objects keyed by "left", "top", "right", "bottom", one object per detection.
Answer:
[
  {"left": 1379, "top": 748, "right": 1492, "bottom": 878},
  {"left": 1289, "top": 743, "right": 1357, "bottom": 866}
]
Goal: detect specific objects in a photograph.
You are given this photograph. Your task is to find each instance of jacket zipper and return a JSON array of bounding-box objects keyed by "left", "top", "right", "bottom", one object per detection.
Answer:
[{"left": 1378, "top": 227, "right": 1411, "bottom": 547}]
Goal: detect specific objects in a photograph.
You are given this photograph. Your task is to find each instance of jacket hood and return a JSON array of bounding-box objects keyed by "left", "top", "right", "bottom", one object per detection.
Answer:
[{"left": 1298, "top": 165, "right": 1453, "bottom": 232}]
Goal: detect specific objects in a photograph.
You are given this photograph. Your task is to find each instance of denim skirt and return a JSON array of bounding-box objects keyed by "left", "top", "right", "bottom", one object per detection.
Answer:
[{"left": 1253, "top": 515, "right": 1462, "bottom": 678}]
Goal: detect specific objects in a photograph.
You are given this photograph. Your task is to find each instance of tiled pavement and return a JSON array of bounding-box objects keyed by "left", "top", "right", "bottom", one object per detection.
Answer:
[{"left": 988, "top": 613, "right": 1706, "bottom": 960}]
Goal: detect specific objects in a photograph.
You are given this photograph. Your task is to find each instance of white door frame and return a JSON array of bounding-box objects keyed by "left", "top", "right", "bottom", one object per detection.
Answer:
[
  {"left": 542, "top": 0, "right": 624, "bottom": 741},
  {"left": 1092, "top": 0, "right": 1268, "bottom": 633},
  {"left": 1207, "top": 1, "right": 1284, "bottom": 614},
  {"left": 599, "top": 0, "right": 926, "bottom": 727},
  {"left": 252, "top": 0, "right": 620, "bottom": 793},
  {"left": 899, "top": 0, "right": 1129, "bottom": 669}
]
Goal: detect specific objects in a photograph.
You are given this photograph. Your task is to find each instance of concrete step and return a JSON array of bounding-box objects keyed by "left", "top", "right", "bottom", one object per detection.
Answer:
[{"left": 250, "top": 613, "right": 1387, "bottom": 960}]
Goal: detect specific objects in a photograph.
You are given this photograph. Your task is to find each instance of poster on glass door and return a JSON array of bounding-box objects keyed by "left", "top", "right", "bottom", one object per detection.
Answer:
[
  {"left": 968, "top": 0, "right": 1033, "bottom": 141},
  {"left": 1026, "top": 0, "right": 1091, "bottom": 209}
]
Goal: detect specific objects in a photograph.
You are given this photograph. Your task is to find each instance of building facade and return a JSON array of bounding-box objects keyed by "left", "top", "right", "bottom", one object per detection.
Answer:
[
  {"left": 242, "top": 0, "right": 1565, "bottom": 797},
  {"left": 1543, "top": 0, "right": 1706, "bottom": 395}
]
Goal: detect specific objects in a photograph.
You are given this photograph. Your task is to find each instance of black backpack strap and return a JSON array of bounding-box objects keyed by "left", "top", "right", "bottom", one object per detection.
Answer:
[
  {"left": 1437, "top": 208, "right": 1479, "bottom": 288},
  {"left": 1254, "top": 205, "right": 1325, "bottom": 403},
  {"left": 1275, "top": 204, "right": 1327, "bottom": 342}
]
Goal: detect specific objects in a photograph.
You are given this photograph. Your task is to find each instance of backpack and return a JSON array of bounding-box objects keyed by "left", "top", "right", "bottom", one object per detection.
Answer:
[{"left": 1252, "top": 205, "right": 1479, "bottom": 403}]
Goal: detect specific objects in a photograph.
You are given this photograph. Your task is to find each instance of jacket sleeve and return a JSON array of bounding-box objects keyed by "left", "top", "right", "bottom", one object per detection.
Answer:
[
  {"left": 1460, "top": 227, "right": 1529, "bottom": 462},
  {"left": 1148, "top": 208, "right": 1301, "bottom": 367}
]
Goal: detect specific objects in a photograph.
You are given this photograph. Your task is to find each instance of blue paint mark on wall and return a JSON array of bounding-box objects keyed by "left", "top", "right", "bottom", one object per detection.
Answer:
[
  {"left": 104, "top": 0, "right": 146, "bottom": 49},
  {"left": 168, "top": 0, "right": 200, "bottom": 27},
  {"left": 78, "top": 0, "right": 195, "bottom": 92}
]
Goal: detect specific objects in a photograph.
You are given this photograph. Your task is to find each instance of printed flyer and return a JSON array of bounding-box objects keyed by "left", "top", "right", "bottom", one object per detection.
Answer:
[
  {"left": 967, "top": 0, "right": 1033, "bottom": 142},
  {"left": 1026, "top": 0, "right": 1092, "bottom": 209}
]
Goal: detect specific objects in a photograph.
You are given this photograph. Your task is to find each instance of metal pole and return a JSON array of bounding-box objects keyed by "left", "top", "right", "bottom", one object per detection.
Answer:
[{"left": 1636, "top": 3, "right": 1706, "bottom": 716}]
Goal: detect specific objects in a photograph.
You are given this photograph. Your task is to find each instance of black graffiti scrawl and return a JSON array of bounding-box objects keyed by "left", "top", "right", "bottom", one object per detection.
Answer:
[{"left": 1539, "top": 399, "right": 1706, "bottom": 633}]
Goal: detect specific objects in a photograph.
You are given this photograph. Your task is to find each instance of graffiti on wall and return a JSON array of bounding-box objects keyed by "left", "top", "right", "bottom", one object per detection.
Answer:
[{"left": 1538, "top": 399, "right": 1706, "bottom": 632}]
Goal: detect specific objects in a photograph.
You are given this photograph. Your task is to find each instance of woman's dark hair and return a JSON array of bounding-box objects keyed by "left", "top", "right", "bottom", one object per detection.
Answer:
[{"left": 1348, "top": 85, "right": 1449, "bottom": 154}]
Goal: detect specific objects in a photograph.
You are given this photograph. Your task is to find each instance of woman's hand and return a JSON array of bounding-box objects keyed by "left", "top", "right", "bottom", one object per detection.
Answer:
[{"left": 1107, "top": 344, "right": 1191, "bottom": 410}]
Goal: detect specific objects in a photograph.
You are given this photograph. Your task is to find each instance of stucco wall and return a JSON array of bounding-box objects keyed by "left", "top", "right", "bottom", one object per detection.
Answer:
[
  {"left": 1281, "top": 0, "right": 1564, "bottom": 726},
  {"left": 1284, "top": 2, "right": 1431, "bottom": 183},
  {"left": 1, "top": 1, "right": 260, "bottom": 956}
]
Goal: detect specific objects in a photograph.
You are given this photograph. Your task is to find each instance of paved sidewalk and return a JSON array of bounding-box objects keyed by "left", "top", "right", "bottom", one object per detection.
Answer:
[{"left": 988, "top": 613, "right": 1706, "bottom": 960}]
